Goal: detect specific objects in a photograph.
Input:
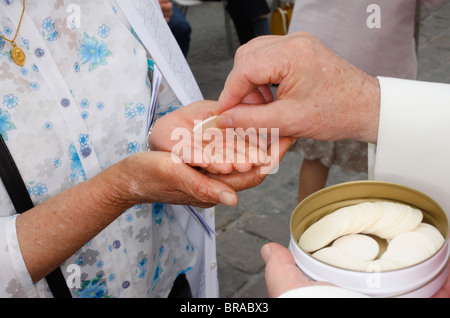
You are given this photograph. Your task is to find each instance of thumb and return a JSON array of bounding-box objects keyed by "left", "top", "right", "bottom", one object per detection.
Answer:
[{"left": 261, "top": 243, "right": 305, "bottom": 297}]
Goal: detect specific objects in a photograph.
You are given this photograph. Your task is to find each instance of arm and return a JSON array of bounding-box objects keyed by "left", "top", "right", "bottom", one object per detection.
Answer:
[
  {"left": 16, "top": 151, "right": 238, "bottom": 284},
  {"left": 16, "top": 99, "right": 291, "bottom": 285}
]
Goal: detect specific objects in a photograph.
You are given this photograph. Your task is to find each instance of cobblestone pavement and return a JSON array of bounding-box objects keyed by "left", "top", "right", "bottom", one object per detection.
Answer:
[{"left": 183, "top": 0, "right": 450, "bottom": 298}]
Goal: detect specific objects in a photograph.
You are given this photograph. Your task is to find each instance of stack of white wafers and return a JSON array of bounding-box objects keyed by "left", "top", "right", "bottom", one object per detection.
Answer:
[{"left": 298, "top": 202, "right": 445, "bottom": 272}]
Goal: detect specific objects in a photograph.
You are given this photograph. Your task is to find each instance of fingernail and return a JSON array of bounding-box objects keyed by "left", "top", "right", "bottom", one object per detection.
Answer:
[
  {"left": 261, "top": 244, "right": 271, "bottom": 263},
  {"left": 216, "top": 115, "right": 234, "bottom": 128},
  {"left": 219, "top": 191, "right": 237, "bottom": 207}
]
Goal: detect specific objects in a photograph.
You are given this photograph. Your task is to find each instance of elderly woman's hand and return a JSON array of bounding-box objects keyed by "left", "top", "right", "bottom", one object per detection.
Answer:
[
  {"left": 115, "top": 150, "right": 242, "bottom": 208},
  {"left": 148, "top": 100, "right": 294, "bottom": 192},
  {"left": 149, "top": 100, "right": 280, "bottom": 174}
]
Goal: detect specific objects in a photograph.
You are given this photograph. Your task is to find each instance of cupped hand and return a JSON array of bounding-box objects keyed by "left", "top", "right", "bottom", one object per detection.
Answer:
[
  {"left": 116, "top": 150, "right": 239, "bottom": 208},
  {"left": 215, "top": 32, "right": 381, "bottom": 144},
  {"left": 205, "top": 135, "right": 294, "bottom": 192},
  {"left": 149, "top": 100, "right": 269, "bottom": 175}
]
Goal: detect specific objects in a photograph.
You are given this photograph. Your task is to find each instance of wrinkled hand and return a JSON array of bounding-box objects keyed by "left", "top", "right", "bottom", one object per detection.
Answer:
[
  {"left": 149, "top": 100, "right": 286, "bottom": 174},
  {"left": 261, "top": 243, "right": 333, "bottom": 297},
  {"left": 215, "top": 32, "right": 381, "bottom": 144},
  {"left": 148, "top": 100, "right": 293, "bottom": 193},
  {"left": 117, "top": 150, "right": 238, "bottom": 207},
  {"left": 159, "top": 0, "right": 173, "bottom": 23}
]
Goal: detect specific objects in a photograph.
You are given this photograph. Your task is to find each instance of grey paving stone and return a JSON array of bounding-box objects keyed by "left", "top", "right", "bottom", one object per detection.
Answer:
[
  {"left": 217, "top": 261, "right": 248, "bottom": 298},
  {"left": 216, "top": 228, "right": 267, "bottom": 274}
]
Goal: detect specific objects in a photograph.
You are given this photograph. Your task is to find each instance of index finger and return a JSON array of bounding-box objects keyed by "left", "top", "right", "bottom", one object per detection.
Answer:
[
  {"left": 216, "top": 36, "right": 287, "bottom": 114},
  {"left": 216, "top": 68, "right": 259, "bottom": 114}
]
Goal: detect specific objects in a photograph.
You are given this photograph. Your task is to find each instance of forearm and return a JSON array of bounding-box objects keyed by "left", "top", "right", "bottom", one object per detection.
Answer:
[
  {"left": 15, "top": 149, "right": 240, "bottom": 283},
  {"left": 16, "top": 160, "right": 133, "bottom": 283}
]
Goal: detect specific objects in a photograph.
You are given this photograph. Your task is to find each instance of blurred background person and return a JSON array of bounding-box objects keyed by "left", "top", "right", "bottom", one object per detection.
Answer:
[
  {"left": 159, "top": 0, "right": 192, "bottom": 57},
  {"left": 225, "top": 0, "right": 272, "bottom": 45}
]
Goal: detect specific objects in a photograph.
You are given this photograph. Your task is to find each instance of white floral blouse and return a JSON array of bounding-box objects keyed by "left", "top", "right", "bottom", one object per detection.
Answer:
[{"left": 0, "top": 0, "right": 199, "bottom": 297}]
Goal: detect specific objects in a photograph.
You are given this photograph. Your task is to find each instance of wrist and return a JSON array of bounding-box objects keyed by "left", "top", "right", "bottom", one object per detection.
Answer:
[
  {"left": 355, "top": 74, "right": 380, "bottom": 144},
  {"left": 96, "top": 158, "right": 144, "bottom": 211},
  {"left": 147, "top": 118, "right": 161, "bottom": 151},
  {"left": 146, "top": 118, "right": 160, "bottom": 151}
]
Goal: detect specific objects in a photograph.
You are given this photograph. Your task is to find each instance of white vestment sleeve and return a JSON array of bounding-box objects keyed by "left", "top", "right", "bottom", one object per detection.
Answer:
[{"left": 374, "top": 77, "right": 450, "bottom": 225}]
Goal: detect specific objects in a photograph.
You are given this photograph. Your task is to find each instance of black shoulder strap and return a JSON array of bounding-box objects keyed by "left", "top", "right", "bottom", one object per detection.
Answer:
[{"left": 0, "top": 136, "right": 72, "bottom": 298}]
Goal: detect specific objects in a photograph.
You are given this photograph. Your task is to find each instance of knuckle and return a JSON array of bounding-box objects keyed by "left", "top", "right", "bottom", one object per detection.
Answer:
[{"left": 192, "top": 180, "right": 212, "bottom": 202}]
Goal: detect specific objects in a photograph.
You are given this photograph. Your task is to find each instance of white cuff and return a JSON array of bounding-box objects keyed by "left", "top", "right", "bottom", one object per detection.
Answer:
[{"left": 0, "top": 215, "right": 38, "bottom": 297}]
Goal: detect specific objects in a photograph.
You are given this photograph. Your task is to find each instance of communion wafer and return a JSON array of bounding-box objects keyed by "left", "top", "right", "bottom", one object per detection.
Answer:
[
  {"left": 298, "top": 209, "right": 353, "bottom": 252},
  {"left": 312, "top": 246, "right": 372, "bottom": 272},
  {"left": 310, "top": 223, "right": 444, "bottom": 272},
  {"left": 414, "top": 223, "right": 445, "bottom": 250},
  {"left": 298, "top": 201, "right": 423, "bottom": 252},
  {"left": 368, "top": 202, "right": 423, "bottom": 239},
  {"left": 332, "top": 234, "right": 379, "bottom": 261},
  {"left": 193, "top": 116, "right": 218, "bottom": 133},
  {"left": 377, "top": 232, "right": 436, "bottom": 269},
  {"left": 312, "top": 247, "right": 353, "bottom": 270},
  {"left": 346, "top": 202, "right": 382, "bottom": 234}
]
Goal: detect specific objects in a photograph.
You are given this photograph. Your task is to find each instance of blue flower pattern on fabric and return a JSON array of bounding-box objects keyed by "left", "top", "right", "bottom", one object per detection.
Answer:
[
  {"left": 96, "top": 102, "right": 104, "bottom": 110},
  {"left": 73, "top": 274, "right": 110, "bottom": 298},
  {"left": 0, "top": 31, "right": 12, "bottom": 62},
  {"left": 78, "top": 133, "right": 92, "bottom": 158},
  {"left": 127, "top": 141, "right": 141, "bottom": 155},
  {"left": 3, "top": 94, "right": 18, "bottom": 109},
  {"left": 78, "top": 33, "right": 112, "bottom": 71},
  {"left": 98, "top": 24, "right": 110, "bottom": 39},
  {"left": 26, "top": 181, "right": 48, "bottom": 197},
  {"left": 53, "top": 157, "right": 61, "bottom": 168},
  {"left": 124, "top": 102, "right": 145, "bottom": 119},
  {"left": 3, "top": 26, "right": 11, "bottom": 36},
  {"left": 30, "top": 82, "right": 39, "bottom": 91},
  {"left": 69, "top": 143, "right": 86, "bottom": 182},
  {"left": 152, "top": 203, "right": 166, "bottom": 225},
  {"left": 0, "top": 109, "right": 16, "bottom": 140},
  {"left": 152, "top": 260, "right": 162, "bottom": 291},
  {"left": 137, "top": 258, "right": 148, "bottom": 279},
  {"left": 42, "top": 17, "right": 58, "bottom": 42}
]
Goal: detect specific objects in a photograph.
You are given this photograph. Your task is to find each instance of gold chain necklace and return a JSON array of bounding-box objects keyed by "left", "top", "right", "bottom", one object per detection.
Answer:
[{"left": 0, "top": 0, "right": 26, "bottom": 67}]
